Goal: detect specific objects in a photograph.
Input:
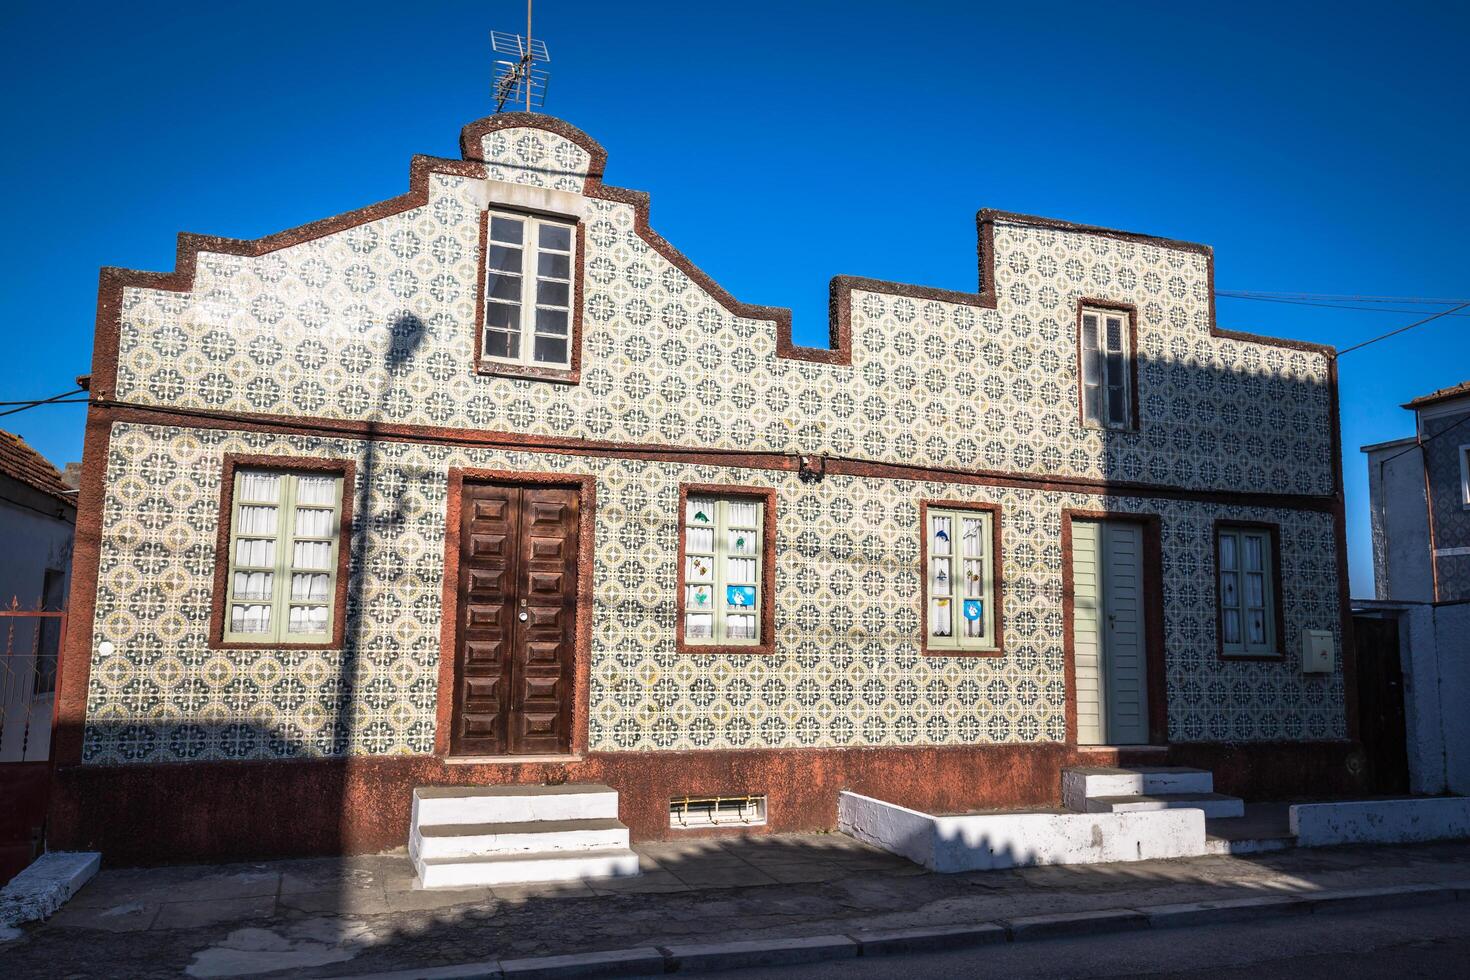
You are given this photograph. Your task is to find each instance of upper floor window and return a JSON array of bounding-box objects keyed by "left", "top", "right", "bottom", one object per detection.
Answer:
[
  {"left": 924, "top": 504, "right": 1001, "bottom": 654},
  {"left": 1079, "top": 306, "right": 1133, "bottom": 430},
  {"left": 1460, "top": 444, "right": 1469, "bottom": 506},
  {"left": 678, "top": 487, "right": 775, "bottom": 652},
  {"left": 482, "top": 212, "right": 576, "bottom": 370},
  {"left": 1216, "top": 523, "right": 1281, "bottom": 657},
  {"left": 221, "top": 467, "right": 345, "bottom": 645}
]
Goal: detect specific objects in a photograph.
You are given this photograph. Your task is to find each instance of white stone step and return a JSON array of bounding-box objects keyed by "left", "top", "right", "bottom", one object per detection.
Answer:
[
  {"left": 412, "top": 784, "right": 619, "bottom": 827},
  {"left": 410, "top": 817, "right": 630, "bottom": 861},
  {"left": 1061, "top": 766, "right": 1214, "bottom": 810},
  {"left": 1085, "top": 792, "right": 1246, "bottom": 820},
  {"left": 414, "top": 847, "right": 641, "bottom": 889}
]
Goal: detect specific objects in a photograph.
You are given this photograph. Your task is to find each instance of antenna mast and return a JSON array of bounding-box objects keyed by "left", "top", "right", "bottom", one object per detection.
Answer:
[{"left": 492, "top": 2, "right": 550, "bottom": 114}]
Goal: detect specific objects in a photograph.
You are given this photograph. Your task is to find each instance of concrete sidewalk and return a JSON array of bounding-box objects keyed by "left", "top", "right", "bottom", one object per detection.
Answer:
[{"left": 2, "top": 834, "right": 1469, "bottom": 979}]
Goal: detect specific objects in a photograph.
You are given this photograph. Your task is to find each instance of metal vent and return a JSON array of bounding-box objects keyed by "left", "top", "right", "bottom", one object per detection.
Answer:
[{"left": 670, "top": 794, "right": 767, "bottom": 829}]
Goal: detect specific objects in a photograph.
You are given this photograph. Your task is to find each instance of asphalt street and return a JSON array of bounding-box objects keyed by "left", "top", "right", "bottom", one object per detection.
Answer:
[{"left": 719, "top": 903, "right": 1470, "bottom": 979}]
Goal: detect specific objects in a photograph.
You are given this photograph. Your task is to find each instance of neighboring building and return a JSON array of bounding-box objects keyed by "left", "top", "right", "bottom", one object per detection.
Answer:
[
  {"left": 49, "top": 113, "right": 1358, "bottom": 865},
  {"left": 0, "top": 429, "right": 76, "bottom": 763},
  {"left": 1364, "top": 380, "right": 1470, "bottom": 602}
]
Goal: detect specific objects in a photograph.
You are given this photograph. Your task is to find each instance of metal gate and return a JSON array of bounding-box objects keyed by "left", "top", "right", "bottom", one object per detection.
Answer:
[{"left": 1, "top": 598, "right": 66, "bottom": 883}]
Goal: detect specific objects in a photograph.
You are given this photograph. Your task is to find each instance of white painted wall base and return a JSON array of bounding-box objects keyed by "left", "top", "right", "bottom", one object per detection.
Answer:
[
  {"left": 838, "top": 792, "right": 1208, "bottom": 872},
  {"left": 0, "top": 852, "right": 100, "bottom": 926},
  {"left": 1290, "top": 797, "right": 1470, "bottom": 847}
]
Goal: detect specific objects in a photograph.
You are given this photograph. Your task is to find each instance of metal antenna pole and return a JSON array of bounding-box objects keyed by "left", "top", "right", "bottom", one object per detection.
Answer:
[{"left": 525, "top": 0, "right": 533, "bottom": 113}]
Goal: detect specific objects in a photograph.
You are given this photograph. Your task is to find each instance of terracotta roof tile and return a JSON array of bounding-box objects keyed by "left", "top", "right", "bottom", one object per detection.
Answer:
[
  {"left": 1404, "top": 379, "right": 1470, "bottom": 410},
  {"left": 0, "top": 429, "right": 75, "bottom": 507}
]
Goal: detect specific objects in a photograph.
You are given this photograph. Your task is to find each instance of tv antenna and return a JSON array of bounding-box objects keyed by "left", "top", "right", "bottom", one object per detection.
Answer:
[{"left": 492, "top": 1, "right": 550, "bottom": 113}]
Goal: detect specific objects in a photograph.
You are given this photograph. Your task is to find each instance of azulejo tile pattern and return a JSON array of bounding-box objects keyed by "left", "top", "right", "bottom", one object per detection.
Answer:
[
  {"left": 111, "top": 129, "right": 1336, "bottom": 499},
  {"left": 84, "top": 119, "right": 1347, "bottom": 763},
  {"left": 83, "top": 423, "right": 1344, "bottom": 764}
]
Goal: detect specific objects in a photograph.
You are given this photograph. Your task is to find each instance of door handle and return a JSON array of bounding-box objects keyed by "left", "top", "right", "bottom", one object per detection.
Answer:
[{"left": 518, "top": 611, "right": 529, "bottom": 622}]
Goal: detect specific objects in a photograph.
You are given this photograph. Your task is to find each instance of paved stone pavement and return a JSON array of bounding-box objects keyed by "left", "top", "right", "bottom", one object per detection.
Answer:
[{"left": 2, "top": 834, "right": 1469, "bottom": 979}]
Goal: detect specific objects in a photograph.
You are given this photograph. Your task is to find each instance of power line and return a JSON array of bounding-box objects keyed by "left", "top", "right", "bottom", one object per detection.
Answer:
[
  {"left": 1217, "top": 294, "right": 1470, "bottom": 317},
  {"left": 0, "top": 391, "right": 90, "bottom": 419},
  {"left": 1217, "top": 290, "right": 1470, "bottom": 306},
  {"left": 1376, "top": 412, "right": 1470, "bottom": 468},
  {"left": 1336, "top": 303, "right": 1470, "bottom": 356}
]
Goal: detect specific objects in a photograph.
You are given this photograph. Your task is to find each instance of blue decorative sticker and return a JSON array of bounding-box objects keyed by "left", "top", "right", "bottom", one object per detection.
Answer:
[
  {"left": 963, "top": 599, "right": 983, "bottom": 622},
  {"left": 727, "top": 586, "right": 755, "bottom": 608}
]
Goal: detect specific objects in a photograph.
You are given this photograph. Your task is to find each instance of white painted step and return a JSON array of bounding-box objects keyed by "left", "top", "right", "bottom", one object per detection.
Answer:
[
  {"left": 413, "top": 784, "right": 619, "bottom": 827},
  {"left": 1061, "top": 766, "right": 1214, "bottom": 810},
  {"left": 1085, "top": 792, "right": 1246, "bottom": 820},
  {"left": 415, "top": 847, "right": 641, "bottom": 889},
  {"left": 411, "top": 817, "right": 630, "bottom": 861}
]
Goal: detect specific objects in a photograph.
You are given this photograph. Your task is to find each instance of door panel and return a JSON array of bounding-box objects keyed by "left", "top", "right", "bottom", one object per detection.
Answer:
[
  {"left": 452, "top": 482, "right": 578, "bottom": 756},
  {"left": 1072, "top": 518, "right": 1150, "bottom": 746}
]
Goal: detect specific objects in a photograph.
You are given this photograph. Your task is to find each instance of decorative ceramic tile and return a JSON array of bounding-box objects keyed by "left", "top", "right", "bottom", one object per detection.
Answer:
[{"left": 81, "top": 422, "right": 1345, "bottom": 764}]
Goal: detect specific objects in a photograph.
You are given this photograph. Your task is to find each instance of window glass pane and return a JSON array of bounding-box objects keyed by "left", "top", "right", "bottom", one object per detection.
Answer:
[
  {"left": 288, "top": 605, "right": 329, "bottom": 635},
  {"left": 231, "top": 604, "right": 272, "bottom": 634},
  {"left": 930, "top": 558, "right": 951, "bottom": 596},
  {"left": 930, "top": 597, "right": 953, "bottom": 638},
  {"left": 487, "top": 244, "right": 521, "bottom": 273},
  {"left": 686, "top": 584, "right": 714, "bottom": 610},
  {"left": 1106, "top": 316, "right": 1124, "bottom": 354},
  {"left": 727, "top": 528, "right": 756, "bottom": 555},
  {"left": 727, "top": 500, "right": 759, "bottom": 527},
  {"left": 294, "top": 508, "right": 334, "bottom": 538},
  {"left": 533, "top": 336, "right": 568, "bottom": 365},
  {"left": 1083, "top": 383, "right": 1101, "bottom": 424},
  {"left": 931, "top": 515, "right": 952, "bottom": 556},
  {"left": 685, "top": 613, "right": 714, "bottom": 639},
  {"left": 485, "top": 302, "right": 520, "bottom": 330},
  {"left": 237, "top": 505, "right": 277, "bottom": 535},
  {"left": 538, "top": 223, "right": 572, "bottom": 251},
  {"left": 1219, "top": 533, "right": 1237, "bottom": 571},
  {"left": 293, "top": 541, "right": 332, "bottom": 571},
  {"left": 485, "top": 329, "right": 517, "bottom": 359},
  {"left": 537, "top": 252, "right": 571, "bottom": 279},
  {"left": 727, "top": 557, "right": 757, "bottom": 582},
  {"left": 726, "top": 614, "right": 756, "bottom": 640},
  {"left": 488, "top": 274, "right": 522, "bottom": 302},
  {"left": 238, "top": 471, "right": 281, "bottom": 502},
  {"left": 291, "top": 573, "right": 330, "bottom": 601},
  {"left": 1243, "top": 534, "right": 1264, "bottom": 571},
  {"left": 686, "top": 555, "right": 712, "bottom": 583},
  {"left": 233, "top": 571, "right": 273, "bottom": 600},
  {"left": 1222, "top": 609, "right": 1241, "bottom": 645},
  {"left": 1081, "top": 315, "right": 1099, "bottom": 352},
  {"left": 296, "top": 476, "right": 336, "bottom": 505},
  {"left": 685, "top": 527, "right": 714, "bottom": 553},
  {"left": 1247, "top": 609, "right": 1267, "bottom": 645},
  {"left": 236, "top": 538, "right": 275, "bottom": 567},
  {"left": 537, "top": 279, "right": 571, "bottom": 307},
  {"left": 1246, "top": 572, "right": 1265, "bottom": 609},
  {"left": 1106, "top": 379, "right": 1127, "bottom": 425},
  {"left": 490, "top": 216, "right": 524, "bottom": 244},
  {"left": 1220, "top": 571, "right": 1239, "bottom": 609},
  {"left": 725, "top": 585, "right": 756, "bottom": 610},
  {"left": 535, "top": 308, "right": 568, "bottom": 336}
]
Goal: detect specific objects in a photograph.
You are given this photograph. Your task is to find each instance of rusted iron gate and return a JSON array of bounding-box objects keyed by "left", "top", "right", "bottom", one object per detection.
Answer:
[{"left": 1, "top": 598, "right": 66, "bottom": 883}]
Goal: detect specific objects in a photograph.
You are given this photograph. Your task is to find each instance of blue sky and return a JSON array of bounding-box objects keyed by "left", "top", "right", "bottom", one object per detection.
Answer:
[{"left": 3, "top": 1, "right": 1466, "bottom": 597}]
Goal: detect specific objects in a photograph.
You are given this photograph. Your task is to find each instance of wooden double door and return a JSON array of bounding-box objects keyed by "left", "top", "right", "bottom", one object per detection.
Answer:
[{"left": 452, "top": 481, "right": 579, "bottom": 757}]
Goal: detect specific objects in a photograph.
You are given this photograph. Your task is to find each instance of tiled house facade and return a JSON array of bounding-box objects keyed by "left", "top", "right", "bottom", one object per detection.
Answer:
[{"left": 51, "top": 115, "right": 1361, "bottom": 863}]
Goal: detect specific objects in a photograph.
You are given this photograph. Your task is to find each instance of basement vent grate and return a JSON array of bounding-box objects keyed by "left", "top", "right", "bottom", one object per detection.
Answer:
[{"left": 670, "top": 794, "right": 767, "bottom": 829}]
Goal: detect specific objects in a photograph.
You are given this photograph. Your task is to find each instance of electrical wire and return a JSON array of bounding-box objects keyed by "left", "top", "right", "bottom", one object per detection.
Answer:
[
  {"left": 1217, "top": 290, "right": 1470, "bottom": 306},
  {"left": 1336, "top": 303, "right": 1470, "bottom": 356},
  {"left": 1216, "top": 295, "right": 1470, "bottom": 317},
  {"left": 0, "top": 391, "right": 90, "bottom": 418}
]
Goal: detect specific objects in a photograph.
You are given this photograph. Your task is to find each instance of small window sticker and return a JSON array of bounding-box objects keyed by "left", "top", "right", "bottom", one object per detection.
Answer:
[
  {"left": 726, "top": 586, "right": 756, "bottom": 608},
  {"left": 963, "top": 599, "right": 983, "bottom": 623}
]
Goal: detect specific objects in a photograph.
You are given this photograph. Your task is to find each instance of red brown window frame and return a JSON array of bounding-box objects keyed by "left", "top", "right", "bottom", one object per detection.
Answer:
[
  {"left": 1075, "top": 298, "right": 1141, "bottom": 432},
  {"left": 1213, "top": 519, "right": 1287, "bottom": 663},
  {"left": 473, "top": 208, "right": 587, "bottom": 386},
  {"left": 675, "top": 483, "right": 778, "bottom": 655},
  {"left": 208, "top": 453, "right": 356, "bottom": 651},
  {"left": 919, "top": 500, "right": 1005, "bottom": 657}
]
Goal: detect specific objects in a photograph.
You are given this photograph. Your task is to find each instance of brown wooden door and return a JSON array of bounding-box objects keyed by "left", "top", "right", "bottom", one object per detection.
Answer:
[{"left": 453, "top": 482, "right": 578, "bottom": 756}]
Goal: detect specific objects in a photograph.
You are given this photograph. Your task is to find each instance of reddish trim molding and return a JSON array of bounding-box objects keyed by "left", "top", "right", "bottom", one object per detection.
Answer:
[
  {"left": 207, "top": 454, "right": 355, "bottom": 651},
  {"left": 1212, "top": 519, "right": 1288, "bottom": 663},
  {"left": 674, "top": 483, "right": 778, "bottom": 655},
  {"left": 435, "top": 467, "right": 597, "bottom": 758},
  {"left": 1060, "top": 509, "right": 1169, "bottom": 746},
  {"left": 918, "top": 500, "right": 1005, "bottom": 657},
  {"left": 471, "top": 210, "right": 586, "bottom": 386},
  {"left": 1074, "top": 299, "right": 1141, "bottom": 433}
]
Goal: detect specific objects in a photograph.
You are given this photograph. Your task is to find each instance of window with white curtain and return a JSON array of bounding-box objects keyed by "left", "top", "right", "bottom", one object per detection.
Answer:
[
  {"left": 682, "top": 494, "right": 763, "bottom": 646},
  {"left": 1217, "top": 525, "right": 1278, "bottom": 656},
  {"left": 482, "top": 211, "right": 576, "bottom": 369},
  {"left": 223, "top": 468, "right": 344, "bottom": 644},
  {"left": 926, "top": 507, "right": 997, "bottom": 651},
  {"left": 1080, "top": 307, "right": 1131, "bottom": 429}
]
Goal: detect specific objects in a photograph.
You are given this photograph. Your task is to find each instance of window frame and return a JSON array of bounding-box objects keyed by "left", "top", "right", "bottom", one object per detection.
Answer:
[
  {"left": 474, "top": 208, "right": 584, "bottom": 385},
  {"left": 1076, "top": 300, "right": 1140, "bottom": 432},
  {"left": 920, "top": 500, "right": 1005, "bottom": 657},
  {"left": 209, "top": 454, "right": 355, "bottom": 651},
  {"left": 1214, "top": 520, "right": 1285, "bottom": 661},
  {"left": 1460, "top": 443, "right": 1469, "bottom": 508},
  {"left": 675, "top": 484, "right": 777, "bottom": 655}
]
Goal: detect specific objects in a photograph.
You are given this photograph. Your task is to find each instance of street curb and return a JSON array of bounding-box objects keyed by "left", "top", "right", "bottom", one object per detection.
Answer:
[{"left": 329, "top": 881, "right": 1465, "bottom": 980}]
